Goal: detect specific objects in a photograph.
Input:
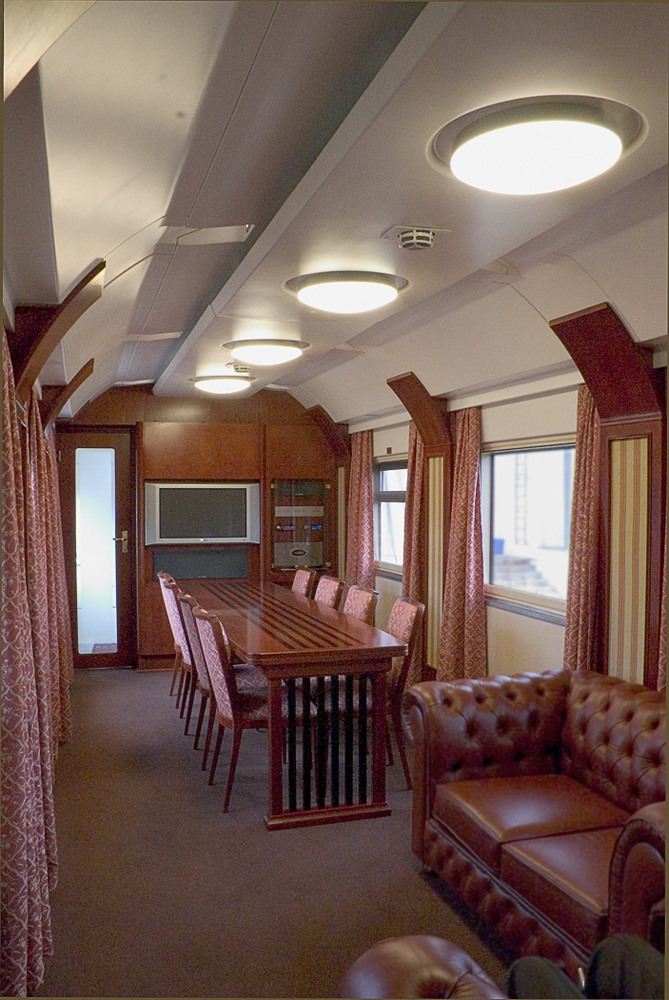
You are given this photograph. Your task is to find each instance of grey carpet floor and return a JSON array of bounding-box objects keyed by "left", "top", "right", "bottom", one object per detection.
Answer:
[{"left": 36, "top": 669, "right": 510, "bottom": 998}]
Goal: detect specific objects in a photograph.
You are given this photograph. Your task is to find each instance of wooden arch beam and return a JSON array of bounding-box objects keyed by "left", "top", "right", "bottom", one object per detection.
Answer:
[
  {"left": 40, "top": 357, "right": 95, "bottom": 435},
  {"left": 12, "top": 260, "right": 105, "bottom": 406},
  {"left": 549, "top": 302, "right": 664, "bottom": 420},
  {"left": 386, "top": 371, "right": 451, "bottom": 455},
  {"left": 307, "top": 404, "right": 351, "bottom": 464}
]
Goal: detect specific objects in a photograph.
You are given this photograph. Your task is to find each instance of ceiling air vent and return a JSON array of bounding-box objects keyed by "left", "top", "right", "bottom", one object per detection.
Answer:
[{"left": 398, "top": 227, "right": 435, "bottom": 250}]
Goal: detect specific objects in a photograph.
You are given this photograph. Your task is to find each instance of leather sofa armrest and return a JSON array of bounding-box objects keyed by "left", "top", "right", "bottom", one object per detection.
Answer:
[
  {"left": 609, "top": 801, "right": 666, "bottom": 949},
  {"left": 338, "top": 936, "right": 508, "bottom": 999},
  {"left": 402, "top": 671, "right": 569, "bottom": 858}
]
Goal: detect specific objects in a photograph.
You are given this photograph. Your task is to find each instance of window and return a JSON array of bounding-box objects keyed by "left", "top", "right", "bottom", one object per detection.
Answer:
[
  {"left": 481, "top": 445, "right": 575, "bottom": 601},
  {"left": 373, "top": 460, "right": 407, "bottom": 568}
]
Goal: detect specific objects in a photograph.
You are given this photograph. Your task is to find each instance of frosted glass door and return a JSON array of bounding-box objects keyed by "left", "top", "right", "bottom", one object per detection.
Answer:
[{"left": 75, "top": 448, "right": 118, "bottom": 653}]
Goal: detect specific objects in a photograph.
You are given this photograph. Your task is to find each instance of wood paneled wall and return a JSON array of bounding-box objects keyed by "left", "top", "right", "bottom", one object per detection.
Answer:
[{"left": 59, "top": 386, "right": 341, "bottom": 669}]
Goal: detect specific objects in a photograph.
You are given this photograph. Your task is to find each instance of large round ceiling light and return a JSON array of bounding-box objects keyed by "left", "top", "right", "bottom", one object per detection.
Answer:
[
  {"left": 428, "top": 96, "right": 645, "bottom": 195},
  {"left": 191, "top": 375, "right": 255, "bottom": 395},
  {"left": 222, "top": 339, "right": 308, "bottom": 366},
  {"left": 285, "top": 271, "right": 407, "bottom": 314}
]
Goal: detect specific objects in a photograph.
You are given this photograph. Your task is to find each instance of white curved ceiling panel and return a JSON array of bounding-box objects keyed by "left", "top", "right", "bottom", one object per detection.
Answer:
[{"left": 3, "top": 1, "right": 667, "bottom": 424}]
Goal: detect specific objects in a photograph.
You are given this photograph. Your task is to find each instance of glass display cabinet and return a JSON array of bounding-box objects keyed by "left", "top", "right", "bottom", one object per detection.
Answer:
[{"left": 271, "top": 479, "right": 332, "bottom": 572}]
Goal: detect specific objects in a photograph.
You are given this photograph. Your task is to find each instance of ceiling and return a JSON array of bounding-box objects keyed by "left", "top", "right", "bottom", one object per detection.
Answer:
[{"left": 3, "top": 1, "right": 668, "bottom": 425}]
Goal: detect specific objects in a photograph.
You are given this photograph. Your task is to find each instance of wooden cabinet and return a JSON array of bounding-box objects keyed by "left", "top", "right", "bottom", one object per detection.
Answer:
[{"left": 270, "top": 479, "right": 333, "bottom": 586}]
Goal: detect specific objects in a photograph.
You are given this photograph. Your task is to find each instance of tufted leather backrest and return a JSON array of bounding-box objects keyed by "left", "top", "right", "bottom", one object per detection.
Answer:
[
  {"left": 407, "top": 670, "right": 571, "bottom": 786},
  {"left": 561, "top": 670, "right": 665, "bottom": 812}
]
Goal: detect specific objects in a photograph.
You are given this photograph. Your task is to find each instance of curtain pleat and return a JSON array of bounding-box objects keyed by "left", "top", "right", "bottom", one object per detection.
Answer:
[
  {"left": 563, "top": 385, "right": 601, "bottom": 672},
  {"left": 25, "top": 395, "right": 59, "bottom": 882},
  {"left": 1, "top": 332, "right": 55, "bottom": 997},
  {"left": 345, "top": 430, "right": 375, "bottom": 591},
  {"left": 437, "top": 407, "right": 486, "bottom": 680},
  {"left": 402, "top": 422, "right": 425, "bottom": 684},
  {"left": 658, "top": 522, "right": 666, "bottom": 692},
  {"left": 45, "top": 433, "right": 74, "bottom": 744}
]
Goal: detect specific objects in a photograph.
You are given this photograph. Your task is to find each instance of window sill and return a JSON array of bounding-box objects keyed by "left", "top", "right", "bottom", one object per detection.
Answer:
[
  {"left": 374, "top": 560, "right": 403, "bottom": 580},
  {"left": 485, "top": 586, "right": 566, "bottom": 626}
]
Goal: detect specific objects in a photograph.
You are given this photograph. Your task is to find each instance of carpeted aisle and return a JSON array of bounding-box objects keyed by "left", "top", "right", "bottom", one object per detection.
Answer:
[{"left": 36, "top": 669, "right": 509, "bottom": 998}]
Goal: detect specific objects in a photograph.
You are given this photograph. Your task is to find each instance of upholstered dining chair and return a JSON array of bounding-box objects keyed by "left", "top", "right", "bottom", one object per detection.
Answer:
[
  {"left": 157, "top": 571, "right": 194, "bottom": 722},
  {"left": 342, "top": 584, "right": 379, "bottom": 625},
  {"left": 291, "top": 567, "right": 317, "bottom": 597},
  {"left": 313, "top": 574, "right": 345, "bottom": 609},
  {"left": 383, "top": 596, "right": 425, "bottom": 790},
  {"left": 194, "top": 607, "right": 317, "bottom": 811},
  {"left": 178, "top": 591, "right": 268, "bottom": 769},
  {"left": 322, "top": 595, "right": 423, "bottom": 790}
]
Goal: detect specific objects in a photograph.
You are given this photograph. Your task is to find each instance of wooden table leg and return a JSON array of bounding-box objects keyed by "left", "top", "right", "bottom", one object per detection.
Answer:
[
  {"left": 371, "top": 671, "right": 387, "bottom": 805},
  {"left": 266, "top": 677, "right": 284, "bottom": 823}
]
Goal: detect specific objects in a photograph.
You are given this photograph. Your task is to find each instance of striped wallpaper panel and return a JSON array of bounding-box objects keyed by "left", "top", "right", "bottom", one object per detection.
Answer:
[
  {"left": 608, "top": 437, "right": 648, "bottom": 683},
  {"left": 426, "top": 455, "right": 444, "bottom": 667}
]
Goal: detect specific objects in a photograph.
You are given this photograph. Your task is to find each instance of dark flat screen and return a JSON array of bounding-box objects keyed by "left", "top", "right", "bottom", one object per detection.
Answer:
[{"left": 159, "top": 488, "right": 247, "bottom": 539}]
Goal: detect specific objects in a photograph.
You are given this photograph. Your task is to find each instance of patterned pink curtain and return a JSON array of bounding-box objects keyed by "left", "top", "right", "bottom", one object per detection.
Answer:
[
  {"left": 437, "top": 407, "right": 486, "bottom": 680},
  {"left": 345, "top": 430, "right": 375, "bottom": 591},
  {"left": 402, "top": 422, "right": 425, "bottom": 684},
  {"left": 45, "top": 433, "right": 74, "bottom": 743},
  {"left": 658, "top": 522, "right": 666, "bottom": 691},
  {"left": 563, "top": 385, "right": 601, "bottom": 672},
  {"left": 1, "top": 332, "right": 55, "bottom": 996},
  {"left": 26, "top": 394, "right": 73, "bottom": 757}
]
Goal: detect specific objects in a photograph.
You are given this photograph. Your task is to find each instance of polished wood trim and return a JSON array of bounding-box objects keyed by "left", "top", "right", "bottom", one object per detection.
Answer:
[
  {"left": 549, "top": 302, "right": 664, "bottom": 420},
  {"left": 13, "top": 260, "right": 105, "bottom": 405},
  {"left": 40, "top": 358, "right": 95, "bottom": 435},
  {"left": 307, "top": 405, "right": 351, "bottom": 464},
  {"left": 387, "top": 371, "right": 452, "bottom": 454},
  {"left": 185, "top": 580, "right": 406, "bottom": 672}
]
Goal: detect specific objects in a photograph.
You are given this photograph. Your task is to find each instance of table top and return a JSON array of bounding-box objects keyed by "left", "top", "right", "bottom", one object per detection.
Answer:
[{"left": 179, "top": 579, "right": 407, "bottom": 675}]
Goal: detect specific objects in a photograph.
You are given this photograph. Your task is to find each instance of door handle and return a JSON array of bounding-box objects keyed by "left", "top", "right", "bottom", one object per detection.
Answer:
[{"left": 113, "top": 530, "right": 129, "bottom": 553}]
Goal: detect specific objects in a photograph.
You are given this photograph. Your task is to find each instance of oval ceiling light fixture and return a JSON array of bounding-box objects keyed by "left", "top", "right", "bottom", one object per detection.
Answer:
[
  {"left": 428, "top": 96, "right": 646, "bottom": 195},
  {"left": 284, "top": 271, "right": 408, "bottom": 314},
  {"left": 222, "top": 339, "right": 309, "bottom": 366},
  {"left": 190, "top": 374, "right": 255, "bottom": 395}
]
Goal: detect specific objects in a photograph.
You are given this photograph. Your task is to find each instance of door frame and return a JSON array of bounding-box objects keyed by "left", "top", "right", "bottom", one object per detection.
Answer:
[{"left": 56, "top": 424, "right": 138, "bottom": 668}]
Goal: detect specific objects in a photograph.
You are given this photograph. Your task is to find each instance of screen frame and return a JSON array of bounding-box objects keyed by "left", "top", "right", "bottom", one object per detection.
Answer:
[{"left": 145, "top": 482, "right": 260, "bottom": 544}]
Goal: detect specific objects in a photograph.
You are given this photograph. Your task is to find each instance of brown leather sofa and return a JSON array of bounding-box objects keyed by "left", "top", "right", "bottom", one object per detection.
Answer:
[{"left": 400, "top": 669, "right": 665, "bottom": 982}]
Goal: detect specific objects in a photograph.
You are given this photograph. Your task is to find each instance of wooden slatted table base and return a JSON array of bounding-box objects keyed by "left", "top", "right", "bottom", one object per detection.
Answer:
[{"left": 181, "top": 580, "right": 406, "bottom": 829}]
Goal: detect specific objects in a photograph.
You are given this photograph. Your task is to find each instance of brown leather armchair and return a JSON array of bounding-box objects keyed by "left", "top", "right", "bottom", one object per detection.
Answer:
[{"left": 339, "top": 935, "right": 508, "bottom": 999}]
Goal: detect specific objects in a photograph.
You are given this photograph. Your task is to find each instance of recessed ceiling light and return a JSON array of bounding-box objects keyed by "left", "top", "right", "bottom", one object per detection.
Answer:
[
  {"left": 284, "top": 271, "right": 408, "bottom": 314},
  {"left": 222, "top": 339, "right": 309, "bottom": 366},
  {"left": 428, "top": 96, "right": 645, "bottom": 195},
  {"left": 191, "top": 375, "right": 255, "bottom": 395}
]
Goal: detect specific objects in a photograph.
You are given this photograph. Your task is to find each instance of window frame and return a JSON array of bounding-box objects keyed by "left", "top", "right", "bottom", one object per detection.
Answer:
[
  {"left": 372, "top": 455, "right": 408, "bottom": 577},
  {"left": 480, "top": 435, "right": 576, "bottom": 616}
]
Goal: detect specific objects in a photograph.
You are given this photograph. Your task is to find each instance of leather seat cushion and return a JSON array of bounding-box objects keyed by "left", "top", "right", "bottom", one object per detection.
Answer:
[
  {"left": 500, "top": 826, "right": 622, "bottom": 952},
  {"left": 433, "top": 773, "right": 629, "bottom": 871}
]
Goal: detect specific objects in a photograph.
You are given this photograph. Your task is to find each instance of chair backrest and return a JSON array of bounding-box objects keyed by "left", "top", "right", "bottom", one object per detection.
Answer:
[
  {"left": 194, "top": 607, "right": 238, "bottom": 720},
  {"left": 343, "top": 585, "right": 379, "bottom": 625},
  {"left": 177, "top": 592, "right": 210, "bottom": 692},
  {"left": 292, "top": 567, "right": 316, "bottom": 597},
  {"left": 157, "top": 571, "right": 192, "bottom": 665},
  {"left": 313, "top": 575, "right": 345, "bottom": 609},
  {"left": 386, "top": 597, "right": 425, "bottom": 696}
]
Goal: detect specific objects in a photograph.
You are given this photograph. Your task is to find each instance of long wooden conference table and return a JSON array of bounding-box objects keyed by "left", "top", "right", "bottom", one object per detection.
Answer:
[{"left": 180, "top": 579, "right": 407, "bottom": 830}]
